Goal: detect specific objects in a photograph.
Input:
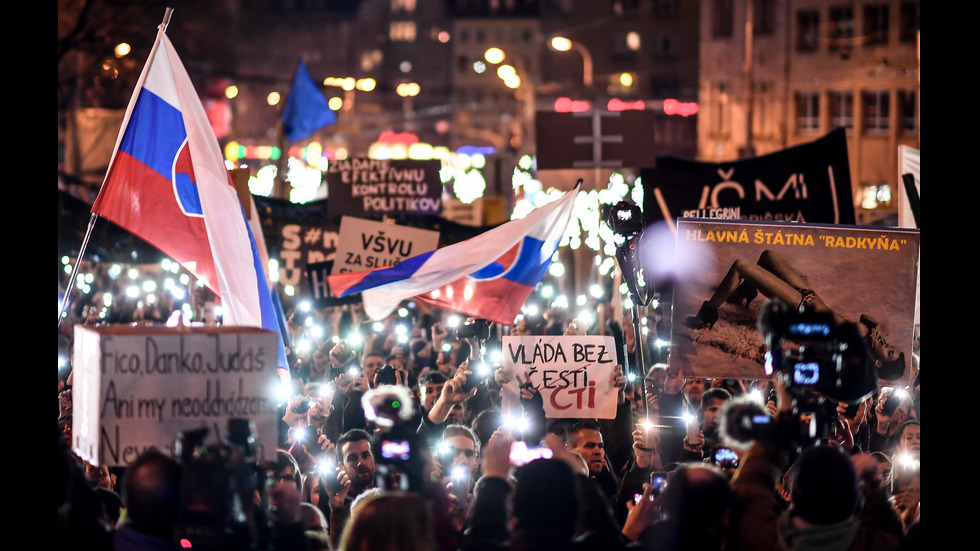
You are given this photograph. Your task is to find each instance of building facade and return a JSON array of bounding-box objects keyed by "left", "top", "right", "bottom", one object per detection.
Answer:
[{"left": 698, "top": 0, "right": 919, "bottom": 225}]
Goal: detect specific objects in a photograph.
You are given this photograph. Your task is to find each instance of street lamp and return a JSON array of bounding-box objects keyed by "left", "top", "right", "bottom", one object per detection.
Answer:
[{"left": 550, "top": 36, "right": 593, "bottom": 88}]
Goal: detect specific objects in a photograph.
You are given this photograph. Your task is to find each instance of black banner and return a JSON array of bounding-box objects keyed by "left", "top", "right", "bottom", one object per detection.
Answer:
[
  {"left": 325, "top": 158, "right": 442, "bottom": 217},
  {"left": 641, "top": 128, "right": 855, "bottom": 227},
  {"left": 306, "top": 260, "right": 361, "bottom": 308}
]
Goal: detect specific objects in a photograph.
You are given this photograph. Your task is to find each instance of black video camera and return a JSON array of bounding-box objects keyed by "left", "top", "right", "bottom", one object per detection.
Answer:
[
  {"left": 376, "top": 363, "right": 399, "bottom": 385},
  {"left": 606, "top": 200, "right": 644, "bottom": 238},
  {"left": 373, "top": 428, "right": 426, "bottom": 492},
  {"left": 454, "top": 318, "right": 491, "bottom": 341},
  {"left": 758, "top": 299, "right": 877, "bottom": 406},
  {"left": 173, "top": 419, "right": 271, "bottom": 551}
]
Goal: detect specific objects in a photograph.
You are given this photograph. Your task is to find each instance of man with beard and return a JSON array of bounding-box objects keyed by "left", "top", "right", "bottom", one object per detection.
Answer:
[
  {"left": 675, "top": 387, "right": 732, "bottom": 464},
  {"left": 321, "top": 429, "right": 377, "bottom": 548}
]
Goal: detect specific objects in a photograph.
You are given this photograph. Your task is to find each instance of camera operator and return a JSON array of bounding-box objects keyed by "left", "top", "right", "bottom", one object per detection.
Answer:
[{"left": 724, "top": 375, "right": 904, "bottom": 551}]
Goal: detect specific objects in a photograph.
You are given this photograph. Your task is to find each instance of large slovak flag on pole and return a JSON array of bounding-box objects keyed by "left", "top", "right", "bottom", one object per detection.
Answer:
[
  {"left": 328, "top": 184, "right": 579, "bottom": 324},
  {"left": 91, "top": 23, "right": 288, "bottom": 378}
]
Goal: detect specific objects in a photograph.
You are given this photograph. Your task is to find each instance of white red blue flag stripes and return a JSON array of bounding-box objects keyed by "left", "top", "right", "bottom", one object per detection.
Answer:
[
  {"left": 91, "top": 27, "right": 288, "bottom": 377},
  {"left": 327, "top": 185, "right": 579, "bottom": 324}
]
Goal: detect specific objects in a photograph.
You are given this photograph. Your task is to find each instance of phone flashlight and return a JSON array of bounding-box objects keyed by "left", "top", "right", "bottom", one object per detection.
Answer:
[{"left": 317, "top": 459, "right": 334, "bottom": 476}]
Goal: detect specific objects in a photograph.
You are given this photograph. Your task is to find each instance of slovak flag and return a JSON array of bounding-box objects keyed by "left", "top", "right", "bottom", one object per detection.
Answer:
[
  {"left": 328, "top": 184, "right": 579, "bottom": 324},
  {"left": 91, "top": 25, "right": 288, "bottom": 376}
]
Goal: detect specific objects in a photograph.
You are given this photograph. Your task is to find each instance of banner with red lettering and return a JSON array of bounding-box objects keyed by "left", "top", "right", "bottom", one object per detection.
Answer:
[{"left": 500, "top": 335, "right": 619, "bottom": 419}]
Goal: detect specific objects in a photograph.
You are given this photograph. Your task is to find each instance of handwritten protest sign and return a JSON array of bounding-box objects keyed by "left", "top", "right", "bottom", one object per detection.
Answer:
[
  {"left": 72, "top": 325, "right": 281, "bottom": 467},
  {"left": 331, "top": 216, "right": 440, "bottom": 274},
  {"left": 500, "top": 335, "right": 619, "bottom": 419},
  {"left": 326, "top": 158, "right": 442, "bottom": 217}
]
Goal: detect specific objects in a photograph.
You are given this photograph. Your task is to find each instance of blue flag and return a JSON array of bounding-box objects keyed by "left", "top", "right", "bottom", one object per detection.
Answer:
[{"left": 281, "top": 59, "right": 337, "bottom": 142}]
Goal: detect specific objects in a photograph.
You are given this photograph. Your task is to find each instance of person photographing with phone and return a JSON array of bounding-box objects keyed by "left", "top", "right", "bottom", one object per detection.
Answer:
[{"left": 870, "top": 386, "right": 913, "bottom": 455}]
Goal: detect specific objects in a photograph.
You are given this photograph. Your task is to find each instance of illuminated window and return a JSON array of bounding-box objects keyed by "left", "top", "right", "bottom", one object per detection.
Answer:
[
  {"left": 795, "top": 91, "right": 819, "bottom": 133},
  {"left": 829, "top": 91, "right": 853, "bottom": 131},
  {"left": 861, "top": 183, "right": 892, "bottom": 209},
  {"left": 390, "top": 21, "right": 417, "bottom": 42},
  {"left": 391, "top": 0, "right": 416, "bottom": 13},
  {"left": 862, "top": 90, "right": 890, "bottom": 133}
]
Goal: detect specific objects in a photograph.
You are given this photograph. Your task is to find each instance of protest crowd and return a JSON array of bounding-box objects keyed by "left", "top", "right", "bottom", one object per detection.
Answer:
[{"left": 57, "top": 262, "right": 921, "bottom": 551}]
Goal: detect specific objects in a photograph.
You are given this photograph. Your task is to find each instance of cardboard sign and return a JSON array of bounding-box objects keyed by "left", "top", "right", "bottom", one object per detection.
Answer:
[
  {"left": 331, "top": 216, "right": 440, "bottom": 274},
  {"left": 72, "top": 325, "right": 282, "bottom": 467},
  {"left": 325, "top": 158, "right": 442, "bottom": 217},
  {"left": 670, "top": 219, "right": 919, "bottom": 386},
  {"left": 441, "top": 198, "right": 485, "bottom": 227},
  {"left": 500, "top": 335, "right": 619, "bottom": 419}
]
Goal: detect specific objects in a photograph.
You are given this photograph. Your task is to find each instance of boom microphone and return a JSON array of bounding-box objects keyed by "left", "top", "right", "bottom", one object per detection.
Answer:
[{"left": 718, "top": 396, "right": 769, "bottom": 450}]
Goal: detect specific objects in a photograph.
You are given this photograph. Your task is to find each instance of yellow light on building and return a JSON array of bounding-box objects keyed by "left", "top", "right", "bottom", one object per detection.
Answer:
[{"left": 484, "top": 47, "right": 505, "bottom": 64}]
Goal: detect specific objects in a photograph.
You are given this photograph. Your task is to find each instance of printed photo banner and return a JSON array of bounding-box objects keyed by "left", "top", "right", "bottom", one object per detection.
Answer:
[
  {"left": 500, "top": 335, "right": 619, "bottom": 419},
  {"left": 669, "top": 219, "right": 919, "bottom": 387},
  {"left": 326, "top": 158, "right": 442, "bottom": 217},
  {"left": 641, "top": 128, "right": 856, "bottom": 231}
]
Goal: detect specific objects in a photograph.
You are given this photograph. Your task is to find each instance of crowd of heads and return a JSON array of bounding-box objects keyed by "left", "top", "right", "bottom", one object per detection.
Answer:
[{"left": 58, "top": 279, "right": 920, "bottom": 550}]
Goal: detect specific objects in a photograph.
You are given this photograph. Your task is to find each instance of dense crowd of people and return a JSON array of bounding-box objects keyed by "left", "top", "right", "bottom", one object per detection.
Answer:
[{"left": 58, "top": 270, "right": 920, "bottom": 551}]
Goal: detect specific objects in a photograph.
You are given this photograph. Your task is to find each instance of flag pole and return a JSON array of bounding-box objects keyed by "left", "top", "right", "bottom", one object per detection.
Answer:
[
  {"left": 58, "top": 7, "right": 176, "bottom": 328},
  {"left": 275, "top": 127, "right": 289, "bottom": 199},
  {"left": 274, "top": 61, "right": 296, "bottom": 200}
]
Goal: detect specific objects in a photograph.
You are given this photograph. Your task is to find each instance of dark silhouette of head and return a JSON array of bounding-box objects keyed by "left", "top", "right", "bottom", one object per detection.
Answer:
[
  {"left": 658, "top": 463, "right": 733, "bottom": 537},
  {"left": 511, "top": 458, "right": 580, "bottom": 536},
  {"left": 338, "top": 490, "right": 435, "bottom": 551},
  {"left": 120, "top": 448, "right": 182, "bottom": 540},
  {"left": 790, "top": 444, "right": 860, "bottom": 524}
]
